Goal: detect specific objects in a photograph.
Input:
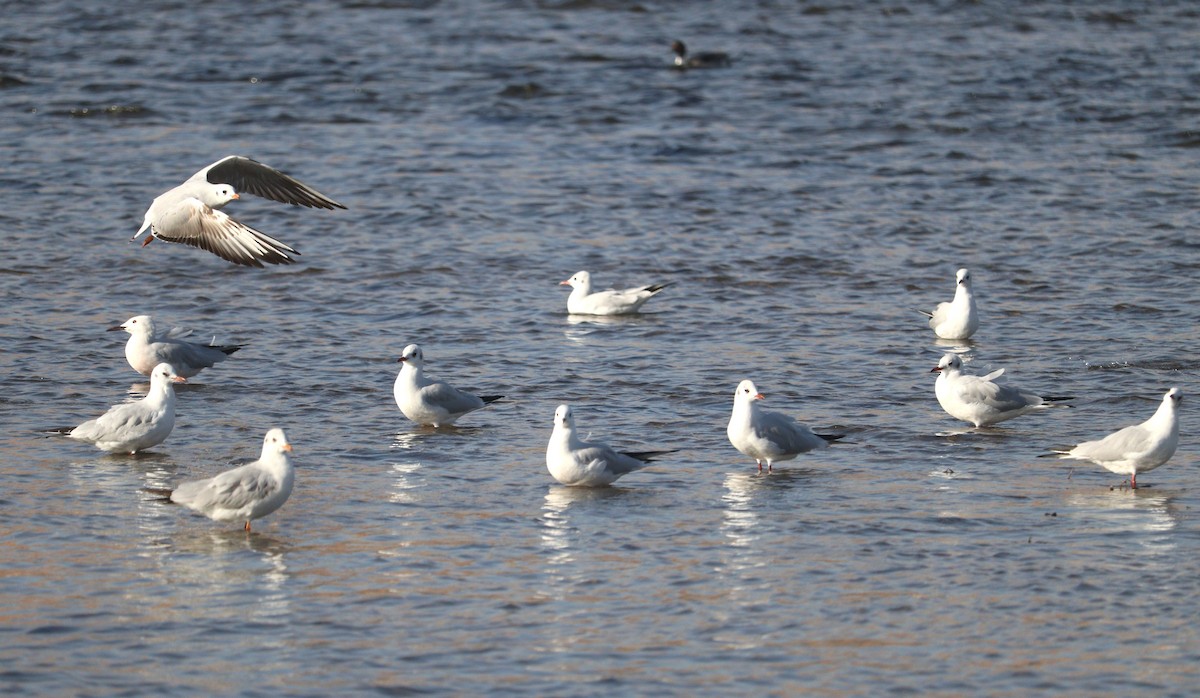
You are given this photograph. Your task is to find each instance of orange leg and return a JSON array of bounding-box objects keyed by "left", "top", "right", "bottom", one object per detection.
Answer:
[
  {"left": 244, "top": 521, "right": 251, "bottom": 532},
  {"left": 141, "top": 236, "right": 155, "bottom": 247}
]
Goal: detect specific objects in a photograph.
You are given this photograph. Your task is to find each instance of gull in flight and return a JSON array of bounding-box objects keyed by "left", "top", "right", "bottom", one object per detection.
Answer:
[
  {"left": 1053, "top": 388, "right": 1181, "bottom": 489},
  {"left": 393, "top": 344, "right": 503, "bottom": 427},
  {"left": 546, "top": 404, "right": 675, "bottom": 486},
  {"left": 61, "top": 363, "right": 184, "bottom": 454},
  {"left": 919, "top": 268, "right": 978, "bottom": 340},
  {"left": 109, "top": 315, "right": 243, "bottom": 378},
  {"left": 133, "top": 155, "right": 346, "bottom": 267},
  {"left": 931, "top": 353, "right": 1071, "bottom": 427},
  {"left": 560, "top": 270, "right": 671, "bottom": 315},
  {"left": 727, "top": 379, "right": 842, "bottom": 473},
  {"left": 162, "top": 428, "right": 295, "bottom": 532}
]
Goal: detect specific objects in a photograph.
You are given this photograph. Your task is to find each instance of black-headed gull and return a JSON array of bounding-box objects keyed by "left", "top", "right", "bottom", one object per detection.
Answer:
[
  {"left": 393, "top": 344, "right": 503, "bottom": 427},
  {"left": 1053, "top": 388, "right": 1181, "bottom": 489},
  {"left": 546, "top": 404, "right": 675, "bottom": 486},
  {"left": 919, "top": 268, "right": 978, "bottom": 340},
  {"left": 560, "top": 270, "right": 671, "bottom": 316},
  {"left": 109, "top": 315, "right": 243, "bottom": 378},
  {"left": 931, "top": 354, "right": 1071, "bottom": 427},
  {"left": 671, "top": 40, "right": 731, "bottom": 69},
  {"left": 132, "top": 155, "right": 346, "bottom": 267},
  {"left": 166, "top": 428, "right": 295, "bottom": 531},
  {"left": 726, "top": 379, "right": 842, "bottom": 473},
  {"left": 65, "top": 362, "right": 184, "bottom": 454}
]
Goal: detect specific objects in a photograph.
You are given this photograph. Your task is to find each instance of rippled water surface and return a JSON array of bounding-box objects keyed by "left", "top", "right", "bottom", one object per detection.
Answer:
[{"left": 3, "top": 1, "right": 1200, "bottom": 695}]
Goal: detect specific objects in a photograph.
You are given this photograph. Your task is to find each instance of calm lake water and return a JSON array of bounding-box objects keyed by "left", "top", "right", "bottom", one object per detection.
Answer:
[{"left": 3, "top": 1, "right": 1200, "bottom": 695}]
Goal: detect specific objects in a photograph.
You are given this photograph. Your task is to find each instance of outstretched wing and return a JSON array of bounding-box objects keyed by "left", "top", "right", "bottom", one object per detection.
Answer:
[
  {"left": 155, "top": 198, "right": 299, "bottom": 267},
  {"left": 198, "top": 156, "right": 346, "bottom": 209}
]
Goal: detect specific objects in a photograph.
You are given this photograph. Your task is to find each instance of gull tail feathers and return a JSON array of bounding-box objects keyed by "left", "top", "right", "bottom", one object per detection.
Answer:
[
  {"left": 142, "top": 486, "right": 174, "bottom": 501},
  {"left": 623, "top": 449, "right": 679, "bottom": 463}
]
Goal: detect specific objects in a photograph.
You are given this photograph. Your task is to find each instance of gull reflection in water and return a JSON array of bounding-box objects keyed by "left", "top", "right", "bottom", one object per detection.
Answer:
[
  {"left": 538, "top": 485, "right": 627, "bottom": 601},
  {"left": 389, "top": 461, "right": 424, "bottom": 504},
  {"left": 139, "top": 528, "right": 294, "bottom": 634},
  {"left": 721, "top": 472, "right": 761, "bottom": 551},
  {"left": 563, "top": 312, "right": 658, "bottom": 344},
  {"left": 1066, "top": 488, "right": 1180, "bottom": 556}
]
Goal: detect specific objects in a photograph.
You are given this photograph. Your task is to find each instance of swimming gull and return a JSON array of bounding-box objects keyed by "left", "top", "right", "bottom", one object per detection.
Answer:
[
  {"left": 560, "top": 270, "right": 671, "bottom": 316},
  {"left": 546, "top": 404, "right": 675, "bottom": 486},
  {"left": 64, "top": 362, "right": 184, "bottom": 454},
  {"left": 109, "top": 314, "right": 243, "bottom": 378},
  {"left": 393, "top": 344, "right": 503, "bottom": 427},
  {"left": 931, "top": 353, "right": 1071, "bottom": 427}
]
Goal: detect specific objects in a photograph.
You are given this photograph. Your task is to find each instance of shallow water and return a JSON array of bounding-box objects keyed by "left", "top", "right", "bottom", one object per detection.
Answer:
[{"left": 2, "top": 1, "right": 1200, "bottom": 695}]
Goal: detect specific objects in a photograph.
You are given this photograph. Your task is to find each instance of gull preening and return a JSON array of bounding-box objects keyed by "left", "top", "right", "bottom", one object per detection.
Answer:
[
  {"left": 920, "top": 268, "right": 978, "bottom": 340},
  {"left": 63, "top": 362, "right": 184, "bottom": 454},
  {"left": 1053, "top": 388, "right": 1181, "bottom": 488},
  {"left": 546, "top": 404, "right": 675, "bottom": 486},
  {"left": 132, "top": 155, "right": 346, "bottom": 267},
  {"left": 560, "top": 270, "right": 671, "bottom": 316},
  {"left": 393, "top": 344, "right": 503, "bottom": 427},
  {"left": 726, "top": 379, "right": 842, "bottom": 473},
  {"left": 167, "top": 428, "right": 295, "bottom": 531},
  {"left": 109, "top": 315, "right": 243, "bottom": 378},
  {"left": 670, "top": 40, "right": 731, "bottom": 69},
  {"left": 931, "top": 354, "right": 1071, "bottom": 427}
]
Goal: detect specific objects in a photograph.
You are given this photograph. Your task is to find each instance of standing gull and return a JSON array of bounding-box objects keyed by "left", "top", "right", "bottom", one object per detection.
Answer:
[
  {"left": 65, "top": 362, "right": 184, "bottom": 454},
  {"left": 109, "top": 314, "right": 243, "bottom": 378},
  {"left": 546, "top": 404, "right": 675, "bottom": 486},
  {"left": 560, "top": 270, "right": 671, "bottom": 315},
  {"left": 920, "top": 268, "right": 978, "bottom": 340},
  {"left": 167, "top": 428, "right": 295, "bottom": 531},
  {"left": 727, "top": 379, "right": 842, "bottom": 473},
  {"left": 133, "top": 155, "right": 346, "bottom": 267},
  {"left": 393, "top": 344, "right": 503, "bottom": 427},
  {"left": 931, "top": 353, "right": 1070, "bottom": 427},
  {"left": 1054, "top": 388, "right": 1181, "bottom": 488}
]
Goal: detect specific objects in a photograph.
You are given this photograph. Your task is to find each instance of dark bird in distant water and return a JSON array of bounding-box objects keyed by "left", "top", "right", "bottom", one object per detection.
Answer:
[{"left": 671, "top": 40, "right": 731, "bottom": 69}]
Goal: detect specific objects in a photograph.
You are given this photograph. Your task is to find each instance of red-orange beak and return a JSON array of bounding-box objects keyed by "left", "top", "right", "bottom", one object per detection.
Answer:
[{"left": 754, "top": 393, "right": 764, "bottom": 400}]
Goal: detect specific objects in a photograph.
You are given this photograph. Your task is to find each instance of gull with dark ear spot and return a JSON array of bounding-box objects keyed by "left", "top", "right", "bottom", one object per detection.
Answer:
[
  {"left": 546, "top": 404, "right": 676, "bottom": 486},
  {"left": 1052, "top": 388, "right": 1181, "bottom": 489},
  {"left": 393, "top": 344, "right": 503, "bottom": 427},
  {"left": 109, "top": 314, "right": 243, "bottom": 378},
  {"left": 931, "top": 353, "right": 1071, "bottom": 427},
  {"left": 132, "top": 155, "right": 346, "bottom": 267}
]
